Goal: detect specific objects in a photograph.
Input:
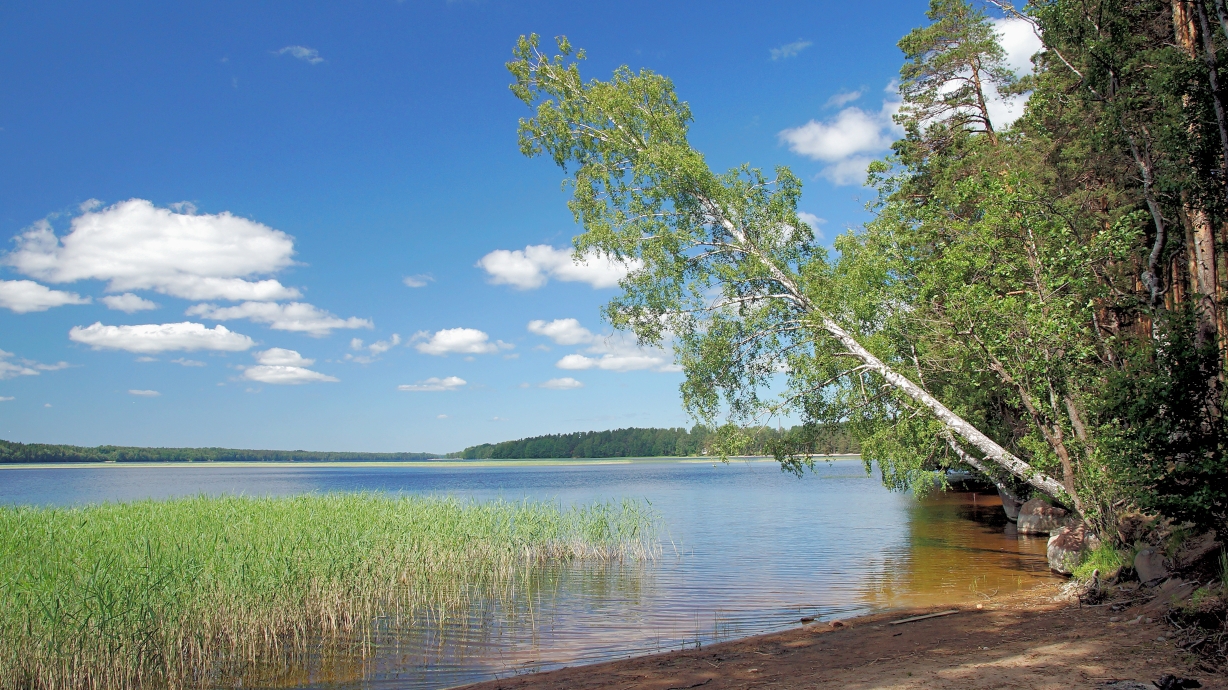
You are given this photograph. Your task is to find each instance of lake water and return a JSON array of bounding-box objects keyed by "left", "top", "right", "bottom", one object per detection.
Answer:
[{"left": 0, "top": 458, "right": 1055, "bottom": 689}]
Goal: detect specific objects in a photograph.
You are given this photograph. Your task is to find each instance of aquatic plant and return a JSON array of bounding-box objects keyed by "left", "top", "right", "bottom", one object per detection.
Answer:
[{"left": 0, "top": 493, "right": 658, "bottom": 689}]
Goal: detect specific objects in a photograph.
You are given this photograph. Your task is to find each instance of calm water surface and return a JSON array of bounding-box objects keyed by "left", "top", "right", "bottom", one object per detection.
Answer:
[{"left": 0, "top": 459, "right": 1054, "bottom": 689}]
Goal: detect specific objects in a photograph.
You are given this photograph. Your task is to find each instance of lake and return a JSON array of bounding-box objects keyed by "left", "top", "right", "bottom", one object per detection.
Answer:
[{"left": 0, "top": 458, "right": 1054, "bottom": 689}]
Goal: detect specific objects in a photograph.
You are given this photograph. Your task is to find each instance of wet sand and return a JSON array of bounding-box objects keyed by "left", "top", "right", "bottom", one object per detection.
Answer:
[{"left": 457, "top": 581, "right": 1221, "bottom": 690}]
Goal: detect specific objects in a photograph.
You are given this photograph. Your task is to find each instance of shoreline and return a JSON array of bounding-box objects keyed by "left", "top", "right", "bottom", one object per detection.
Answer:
[
  {"left": 456, "top": 581, "right": 1221, "bottom": 690},
  {"left": 0, "top": 455, "right": 861, "bottom": 470}
]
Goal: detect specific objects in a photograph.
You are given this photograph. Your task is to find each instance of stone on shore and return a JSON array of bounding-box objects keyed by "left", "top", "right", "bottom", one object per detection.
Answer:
[
  {"left": 1133, "top": 547, "right": 1168, "bottom": 586},
  {"left": 1017, "top": 498, "right": 1070, "bottom": 534},
  {"left": 1047, "top": 523, "right": 1101, "bottom": 575},
  {"left": 997, "top": 486, "right": 1023, "bottom": 522}
]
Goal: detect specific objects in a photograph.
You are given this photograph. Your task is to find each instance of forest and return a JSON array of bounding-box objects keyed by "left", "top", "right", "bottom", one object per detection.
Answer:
[{"left": 450, "top": 424, "right": 859, "bottom": 459}]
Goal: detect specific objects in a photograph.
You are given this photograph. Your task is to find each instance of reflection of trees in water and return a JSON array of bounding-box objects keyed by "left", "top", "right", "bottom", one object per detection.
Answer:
[
  {"left": 857, "top": 492, "right": 1053, "bottom": 609},
  {"left": 228, "top": 562, "right": 657, "bottom": 688}
]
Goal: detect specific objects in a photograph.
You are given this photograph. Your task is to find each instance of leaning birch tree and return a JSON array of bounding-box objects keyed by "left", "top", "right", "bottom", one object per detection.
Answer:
[{"left": 506, "top": 35, "right": 1073, "bottom": 507}]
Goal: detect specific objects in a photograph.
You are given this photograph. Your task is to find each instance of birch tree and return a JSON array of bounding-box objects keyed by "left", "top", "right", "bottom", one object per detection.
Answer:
[{"left": 506, "top": 35, "right": 1074, "bottom": 506}]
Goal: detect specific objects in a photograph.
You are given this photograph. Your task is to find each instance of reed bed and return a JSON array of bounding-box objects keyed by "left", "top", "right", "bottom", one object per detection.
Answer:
[{"left": 0, "top": 493, "right": 659, "bottom": 689}]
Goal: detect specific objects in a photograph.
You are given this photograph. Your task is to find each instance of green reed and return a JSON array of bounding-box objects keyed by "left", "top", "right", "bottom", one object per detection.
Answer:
[{"left": 0, "top": 493, "right": 658, "bottom": 689}]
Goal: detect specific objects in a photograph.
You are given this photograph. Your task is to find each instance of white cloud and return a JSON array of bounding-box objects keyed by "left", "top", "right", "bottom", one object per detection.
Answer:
[
  {"left": 101, "top": 293, "right": 158, "bottom": 313},
  {"left": 413, "top": 328, "right": 512, "bottom": 356},
  {"left": 797, "top": 212, "right": 826, "bottom": 230},
  {"left": 254, "top": 347, "right": 314, "bottom": 367},
  {"left": 995, "top": 18, "right": 1043, "bottom": 76},
  {"left": 527, "top": 318, "right": 596, "bottom": 346},
  {"left": 242, "top": 348, "right": 337, "bottom": 385},
  {"left": 277, "top": 45, "right": 324, "bottom": 64},
  {"left": 477, "top": 245, "right": 638, "bottom": 290},
  {"left": 402, "top": 274, "right": 433, "bottom": 288},
  {"left": 0, "top": 396, "right": 13, "bottom": 402},
  {"left": 186, "top": 301, "right": 372, "bottom": 336},
  {"left": 171, "top": 357, "right": 206, "bottom": 367},
  {"left": 348, "top": 334, "right": 400, "bottom": 363},
  {"left": 6, "top": 199, "right": 300, "bottom": 301},
  {"left": 825, "top": 89, "right": 865, "bottom": 108},
  {"left": 436, "top": 413, "right": 448, "bottom": 419},
  {"left": 0, "top": 280, "right": 90, "bottom": 313},
  {"left": 0, "top": 349, "right": 71, "bottom": 380},
  {"left": 69, "top": 322, "right": 255, "bottom": 354},
  {"left": 770, "top": 39, "right": 813, "bottom": 61},
  {"left": 398, "top": 376, "right": 466, "bottom": 392},
  {"left": 540, "top": 377, "right": 583, "bottom": 390},
  {"left": 779, "top": 105, "right": 897, "bottom": 163},
  {"left": 128, "top": 389, "right": 160, "bottom": 397}
]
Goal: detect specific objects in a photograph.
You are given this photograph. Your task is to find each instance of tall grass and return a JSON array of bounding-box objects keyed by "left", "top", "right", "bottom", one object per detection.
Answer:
[{"left": 0, "top": 493, "right": 658, "bottom": 689}]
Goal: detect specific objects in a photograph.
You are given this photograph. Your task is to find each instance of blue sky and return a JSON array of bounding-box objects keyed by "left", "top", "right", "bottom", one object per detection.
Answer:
[{"left": 0, "top": 1, "right": 1037, "bottom": 453}]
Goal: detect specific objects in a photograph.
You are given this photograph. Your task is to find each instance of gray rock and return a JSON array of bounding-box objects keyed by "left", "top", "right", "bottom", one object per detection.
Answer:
[
  {"left": 1134, "top": 547, "right": 1168, "bottom": 586},
  {"left": 1017, "top": 498, "right": 1069, "bottom": 534},
  {"left": 1047, "top": 523, "right": 1102, "bottom": 575}
]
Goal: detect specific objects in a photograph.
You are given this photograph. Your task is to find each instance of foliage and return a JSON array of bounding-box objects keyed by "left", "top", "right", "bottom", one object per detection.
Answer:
[
  {"left": 505, "top": 0, "right": 1228, "bottom": 534},
  {"left": 0, "top": 493, "right": 658, "bottom": 689},
  {"left": 1073, "top": 543, "right": 1127, "bottom": 580}
]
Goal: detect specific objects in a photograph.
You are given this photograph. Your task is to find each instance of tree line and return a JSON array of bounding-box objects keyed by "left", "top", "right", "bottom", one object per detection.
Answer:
[
  {"left": 449, "top": 425, "right": 859, "bottom": 459},
  {"left": 0, "top": 440, "right": 438, "bottom": 464},
  {"left": 507, "top": 0, "right": 1227, "bottom": 538}
]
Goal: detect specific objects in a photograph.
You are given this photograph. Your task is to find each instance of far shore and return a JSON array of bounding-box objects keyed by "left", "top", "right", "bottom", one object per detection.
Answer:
[{"left": 0, "top": 454, "right": 863, "bottom": 470}]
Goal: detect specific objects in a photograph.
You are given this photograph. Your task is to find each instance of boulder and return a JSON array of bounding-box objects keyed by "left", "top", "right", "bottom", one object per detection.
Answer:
[
  {"left": 1047, "top": 523, "right": 1101, "bottom": 575},
  {"left": 997, "top": 486, "right": 1023, "bottom": 522},
  {"left": 1017, "top": 498, "right": 1070, "bottom": 534},
  {"left": 1134, "top": 547, "right": 1168, "bottom": 586}
]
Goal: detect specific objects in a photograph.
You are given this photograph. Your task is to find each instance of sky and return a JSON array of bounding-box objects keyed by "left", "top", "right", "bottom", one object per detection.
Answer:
[{"left": 0, "top": 1, "right": 1041, "bottom": 453}]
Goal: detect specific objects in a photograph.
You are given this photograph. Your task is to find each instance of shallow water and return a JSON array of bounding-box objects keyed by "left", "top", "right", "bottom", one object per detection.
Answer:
[{"left": 0, "top": 458, "right": 1053, "bottom": 688}]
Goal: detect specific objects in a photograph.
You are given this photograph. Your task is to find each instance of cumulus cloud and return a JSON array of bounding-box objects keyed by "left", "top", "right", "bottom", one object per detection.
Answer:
[
  {"left": 128, "top": 389, "right": 160, "bottom": 397},
  {"left": 477, "top": 245, "right": 638, "bottom": 290},
  {"left": 347, "top": 334, "right": 400, "bottom": 363},
  {"left": 6, "top": 199, "right": 300, "bottom": 301},
  {"left": 413, "top": 328, "right": 512, "bottom": 356},
  {"left": 277, "top": 45, "right": 324, "bottom": 64},
  {"left": 398, "top": 376, "right": 466, "bottom": 392},
  {"left": 528, "top": 319, "right": 678, "bottom": 373},
  {"left": 540, "top": 377, "right": 583, "bottom": 390},
  {"left": 402, "top": 274, "right": 433, "bottom": 288},
  {"left": 0, "top": 349, "right": 71, "bottom": 380},
  {"left": 101, "top": 293, "right": 158, "bottom": 313},
  {"left": 0, "top": 279, "right": 90, "bottom": 313},
  {"left": 171, "top": 357, "right": 206, "bottom": 367},
  {"left": 242, "top": 348, "right": 337, "bottom": 385},
  {"left": 0, "top": 396, "right": 12, "bottom": 401},
  {"left": 186, "top": 301, "right": 372, "bottom": 336},
  {"left": 770, "top": 39, "right": 812, "bottom": 61},
  {"left": 527, "top": 318, "right": 596, "bottom": 346},
  {"left": 69, "top": 322, "right": 255, "bottom": 354}
]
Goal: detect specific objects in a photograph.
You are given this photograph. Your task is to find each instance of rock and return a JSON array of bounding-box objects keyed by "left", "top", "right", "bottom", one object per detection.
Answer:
[
  {"left": 1134, "top": 547, "right": 1169, "bottom": 585},
  {"left": 1173, "top": 530, "right": 1220, "bottom": 570},
  {"left": 1047, "top": 523, "right": 1102, "bottom": 575},
  {"left": 1017, "top": 498, "right": 1070, "bottom": 534},
  {"left": 997, "top": 485, "right": 1023, "bottom": 522}
]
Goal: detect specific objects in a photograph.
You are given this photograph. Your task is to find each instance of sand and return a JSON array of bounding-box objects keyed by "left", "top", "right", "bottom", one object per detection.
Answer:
[{"left": 457, "top": 581, "right": 1221, "bottom": 690}]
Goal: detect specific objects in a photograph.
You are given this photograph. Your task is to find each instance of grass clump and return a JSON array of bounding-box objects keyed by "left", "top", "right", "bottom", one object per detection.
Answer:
[
  {"left": 1073, "top": 543, "right": 1126, "bottom": 581},
  {"left": 0, "top": 493, "right": 658, "bottom": 689}
]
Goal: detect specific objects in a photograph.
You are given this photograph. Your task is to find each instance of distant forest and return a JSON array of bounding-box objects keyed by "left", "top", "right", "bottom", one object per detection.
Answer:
[
  {"left": 0, "top": 425, "right": 859, "bottom": 464},
  {"left": 0, "top": 440, "right": 438, "bottom": 464},
  {"left": 449, "top": 425, "right": 859, "bottom": 460}
]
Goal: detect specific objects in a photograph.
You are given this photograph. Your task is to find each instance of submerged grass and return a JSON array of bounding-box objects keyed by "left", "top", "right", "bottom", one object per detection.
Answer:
[{"left": 0, "top": 493, "right": 658, "bottom": 689}]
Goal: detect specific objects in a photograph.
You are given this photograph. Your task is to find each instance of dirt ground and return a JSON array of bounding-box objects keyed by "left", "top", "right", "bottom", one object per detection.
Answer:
[{"left": 457, "top": 582, "right": 1221, "bottom": 690}]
